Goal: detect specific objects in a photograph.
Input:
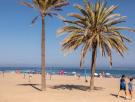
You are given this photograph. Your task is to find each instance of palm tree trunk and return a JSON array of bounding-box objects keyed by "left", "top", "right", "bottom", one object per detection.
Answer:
[
  {"left": 41, "top": 16, "right": 46, "bottom": 91},
  {"left": 90, "top": 45, "right": 97, "bottom": 90}
]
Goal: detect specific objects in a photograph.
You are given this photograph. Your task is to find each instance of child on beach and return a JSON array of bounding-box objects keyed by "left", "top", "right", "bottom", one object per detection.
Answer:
[
  {"left": 128, "top": 77, "right": 134, "bottom": 100},
  {"left": 117, "top": 75, "right": 127, "bottom": 99}
]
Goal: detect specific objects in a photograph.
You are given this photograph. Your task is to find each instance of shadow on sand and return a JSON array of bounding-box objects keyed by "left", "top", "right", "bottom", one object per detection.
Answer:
[
  {"left": 17, "top": 84, "right": 104, "bottom": 92},
  {"left": 17, "top": 83, "right": 42, "bottom": 91},
  {"left": 110, "top": 93, "right": 125, "bottom": 99},
  {"left": 50, "top": 84, "right": 104, "bottom": 91}
]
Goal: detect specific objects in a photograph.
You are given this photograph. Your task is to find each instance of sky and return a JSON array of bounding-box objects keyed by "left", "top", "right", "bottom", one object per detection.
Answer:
[{"left": 0, "top": 0, "right": 135, "bottom": 69}]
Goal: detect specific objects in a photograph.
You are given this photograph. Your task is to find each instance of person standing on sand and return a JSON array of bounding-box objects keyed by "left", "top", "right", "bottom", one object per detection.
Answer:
[
  {"left": 117, "top": 75, "right": 127, "bottom": 99},
  {"left": 28, "top": 73, "right": 32, "bottom": 82},
  {"left": 23, "top": 73, "right": 26, "bottom": 79},
  {"left": 49, "top": 73, "right": 52, "bottom": 80},
  {"left": 77, "top": 74, "right": 81, "bottom": 80},
  {"left": 2, "top": 71, "right": 4, "bottom": 77}
]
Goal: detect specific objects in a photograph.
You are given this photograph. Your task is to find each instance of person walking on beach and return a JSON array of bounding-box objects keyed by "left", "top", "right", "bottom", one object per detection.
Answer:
[
  {"left": 49, "top": 73, "right": 52, "bottom": 80},
  {"left": 117, "top": 75, "right": 127, "bottom": 99},
  {"left": 2, "top": 71, "right": 4, "bottom": 77},
  {"left": 77, "top": 74, "right": 81, "bottom": 80},
  {"left": 128, "top": 77, "right": 134, "bottom": 100},
  {"left": 28, "top": 73, "right": 32, "bottom": 82}
]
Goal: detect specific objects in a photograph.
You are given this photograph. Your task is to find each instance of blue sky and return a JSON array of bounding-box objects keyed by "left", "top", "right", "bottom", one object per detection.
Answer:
[{"left": 0, "top": 0, "right": 135, "bottom": 69}]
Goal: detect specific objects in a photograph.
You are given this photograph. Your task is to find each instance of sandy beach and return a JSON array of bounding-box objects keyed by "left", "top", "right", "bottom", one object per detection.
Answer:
[{"left": 0, "top": 73, "right": 134, "bottom": 102}]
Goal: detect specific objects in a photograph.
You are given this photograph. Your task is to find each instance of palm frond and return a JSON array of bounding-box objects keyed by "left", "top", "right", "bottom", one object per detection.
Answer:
[
  {"left": 58, "top": 0, "right": 135, "bottom": 68},
  {"left": 21, "top": 1, "right": 33, "bottom": 8},
  {"left": 22, "top": 0, "right": 68, "bottom": 17},
  {"left": 31, "top": 16, "right": 39, "bottom": 25}
]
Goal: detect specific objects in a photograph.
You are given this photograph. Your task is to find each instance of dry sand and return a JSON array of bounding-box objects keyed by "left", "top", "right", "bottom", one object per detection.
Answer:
[{"left": 0, "top": 73, "right": 134, "bottom": 102}]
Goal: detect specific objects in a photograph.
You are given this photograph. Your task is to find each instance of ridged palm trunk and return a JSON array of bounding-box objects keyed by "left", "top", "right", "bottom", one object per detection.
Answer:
[
  {"left": 90, "top": 45, "right": 97, "bottom": 90},
  {"left": 41, "top": 15, "right": 46, "bottom": 91}
]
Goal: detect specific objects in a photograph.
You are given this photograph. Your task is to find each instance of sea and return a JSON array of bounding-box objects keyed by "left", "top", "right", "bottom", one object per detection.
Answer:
[{"left": 0, "top": 67, "right": 135, "bottom": 78}]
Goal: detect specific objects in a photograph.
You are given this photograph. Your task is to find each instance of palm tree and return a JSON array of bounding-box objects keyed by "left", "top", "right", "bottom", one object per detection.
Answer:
[
  {"left": 21, "top": 0, "right": 68, "bottom": 91},
  {"left": 57, "top": 0, "right": 135, "bottom": 90}
]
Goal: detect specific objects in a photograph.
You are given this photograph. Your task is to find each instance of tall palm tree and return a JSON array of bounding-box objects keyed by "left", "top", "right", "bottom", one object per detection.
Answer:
[
  {"left": 21, "top": 0, "right": 68, "bottom": 91},
  {"left": 57, "top": 0, "right": 135, "bottom": 90}
]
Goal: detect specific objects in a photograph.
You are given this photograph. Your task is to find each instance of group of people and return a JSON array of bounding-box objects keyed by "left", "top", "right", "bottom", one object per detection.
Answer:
[{"left": 117, "top": 75, "right": 134, "bottom": 100}]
